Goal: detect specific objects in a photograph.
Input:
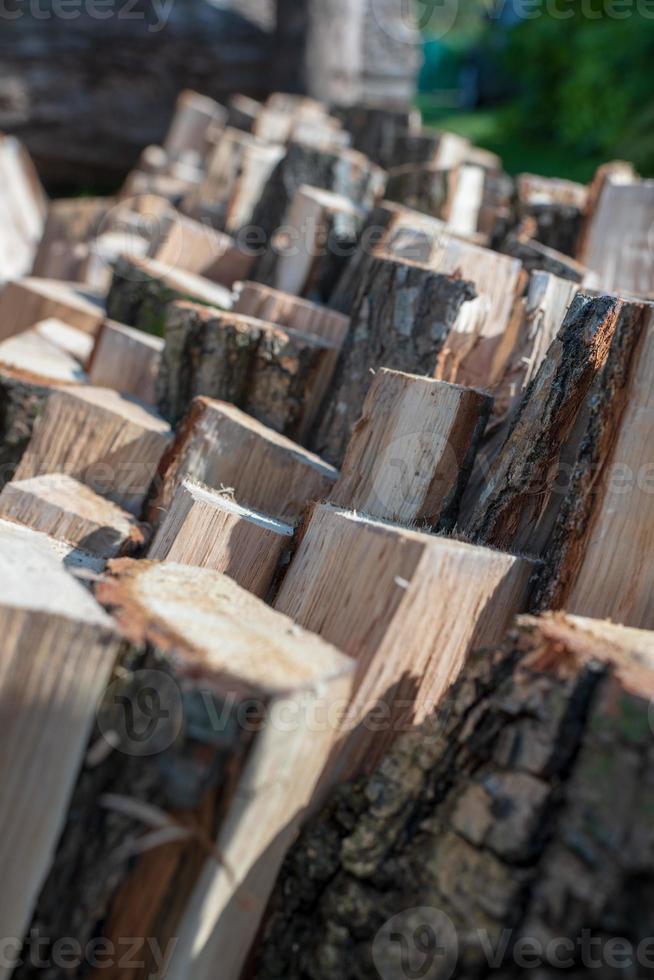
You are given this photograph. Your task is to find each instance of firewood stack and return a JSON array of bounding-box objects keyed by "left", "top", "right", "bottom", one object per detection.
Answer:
[{"left": 1, "top": 87, "right": 653, "bottom": 980}]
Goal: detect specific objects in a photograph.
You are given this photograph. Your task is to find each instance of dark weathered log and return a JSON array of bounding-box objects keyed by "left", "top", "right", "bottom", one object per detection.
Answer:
[
  {"left": 384, "top": 164, "right": 450, "bottom": 219},
  {"left": 461, "top": 293, "right": 648, "bottom": 557},
  {"left": 312, "top": 253, "right": 475, "bottom": 465},
  {"left": 157, "top": 301, "right": 337, "bottom": 440},
  {"left": 500, "top": 233, "right": 586, "bottom": 283},
  {"left": 256, "top": 612, "right": 654, "bottom": 980},
  {"left": 515, "top": 174, "right": 589, "bottom": 257},
  {"left": 333, "top": 105, "right": 421, "bottom": 169}
]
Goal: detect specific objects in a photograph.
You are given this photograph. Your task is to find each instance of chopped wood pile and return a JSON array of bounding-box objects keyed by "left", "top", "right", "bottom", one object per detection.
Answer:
[{"left": 1, "top": 88, "right": 653, "bottom": 980}]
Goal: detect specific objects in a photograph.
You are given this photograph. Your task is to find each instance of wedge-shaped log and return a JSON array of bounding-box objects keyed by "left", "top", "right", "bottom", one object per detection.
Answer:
[
  {"left": 163, "top": 89, "right": 227, "bottom": 164},
  {"left": 331, "top": 368, "right": 492, "bottom": 530},
  {"left": 151, "top": 212, "right": 253, "bottom": 286},
  {"left": 0, "top": 328, "right": 87, "bottom": 384},
  {"left": 0, "top": 473, "right": 145, "bottom": 558},
  {"left": 536, "top": 305, "right": 654, "bottom": 627},
  {"left": 150, "top": 398, "right": 337, "bottom": 526},
  {"left": 157, "top": 301, "right": 337, "bottom": 439},
  {"left": 501, "top": 233, "right": 586, "bottom": 283},
  {"left": 0, "top": 528, "right": 121, "bottom": 980},
  {"left": 23, "top": 562, "right": 351, "bottom": 980},
  {"left": 258, "top": 185, "right": 365, "bottom": 302},
  {"left": 35, "top": 317, "right": 95, "bottom": 365},
  {"left": 275, "top": 503, "right": 535, "bottom": 779},
  {"left": 88, "top": 320, "right": 163, "bottom": 405},
  {"left": 312, "top": 253, "right": 475, "bottom": 465},
  {"left": 257, "top": 612, "right": 654, "bottom": 980},
  {"left": 462, "top": 293, "right": 649, "bottom": 556},
  {"left": 14, "top": 386, "right": 172, "bottom": 515},
  {"left": 580, "top": 177, "right": 654, "bottom": 296},
  {"left": 105, "top": 255, "right": 232, "bottom": 336},
  {"left": 149, "top": 480, "right": 292, "bottom": 597},
  {"left": 0, "top": 277, "right": 105, "bottom": 342},
  {"left": 233, "top": 280, "right": 349, "bottom": 348}
]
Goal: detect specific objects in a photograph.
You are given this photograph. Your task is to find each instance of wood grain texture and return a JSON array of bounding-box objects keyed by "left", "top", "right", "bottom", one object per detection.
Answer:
[
  {"left": 14, "top": 386, "right": 172, "bottom": 515},
  {"left": 233, "top": 280, "right": 350, "bottom": 347},
  {"left": 148, "top": 479, "right": 292, "bottom": 597},
  {"left": 89, "top": 320, "right": 163, "bottom": 405},
  {"left": 150, "top": 397, "right": 338, "bottom": 526},
  {"left": 275, "top": 503, "right": 535, "bottom": 779},
  {"left": 0, "top": 277, "right": 105, "bottom": 342},
  {"left": 0, "top": 473, "right": 146, "bottom": 558},
  {"left": 330, "top": 368, "right": 491, "bottom": 530}
]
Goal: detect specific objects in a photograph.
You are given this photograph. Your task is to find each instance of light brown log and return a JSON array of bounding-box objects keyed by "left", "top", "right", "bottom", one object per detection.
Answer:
[
  {"left": 575, "top": 159, "right": 638, "bottom": 261},
  {"left": 0, "top": 328, "right": 87, "bottom": 384},
  {"left": 260, "top": 185, "right": 365, "bottom": 303},
  {"left": 35, "top": 317, "right": 95, "bottom": 365},
  {"left": 330, "top": 368, "right": 492, "bottom": 530},
  {"left": 0, "top": 473, "right": 145, "bottom": 558},
  {"left": 150, "top": 397, "right": 338, "bottom": 526},
  {"left": 0, "top": 277, "right": 105, "bottom": 342},
  {"left": 151, "top": 212, "right": 253, "bottom": 286},
  {"left": 312, "top": 252, "right": 476, "bottom": 466},
  {"left": 88, "top": 320, "right": 164, "bottom": 405},
  {"left": 0, "top": 526, "right": 121, "bottom": 980},
  {"left": 14, "top": 386, "right": 172, "bottom": 515},
  {"left": 157, "top": 301, "right": 338, "bottom": 440},
  {"left": 233, "top": 280, "right": 350, "bottom": 348},
  {"left": 462, "top": 293, "right": 649, "bottom": 556},
  {"left": 84, "top": 561, "right": 352, "bottom": 980},
  {"left": 536, "top": 305, "right": 654, "bottom": 626},
  {"left": 162, "top": 89, "right": 227, "bottom": 165},
  {"left": 579, "top": 177, "right": 654, "bottom": 297},
  {"left": 148, "top": 479, "right": 293, "bottom": 597},
  {"left": 105, "top": 255, "right": 233, "bottom": 337},
  {"left": 0, "top": 133, "right": 47, "bottom": 284},
  {"left": 258, "top": 611, "right": 654, "bottom": 980},
  {"left": 275, "top": 503, "right": 535, "bottom": 781},
  {"left": 30, "top": 197, "right": 112, "bottom": 279}
]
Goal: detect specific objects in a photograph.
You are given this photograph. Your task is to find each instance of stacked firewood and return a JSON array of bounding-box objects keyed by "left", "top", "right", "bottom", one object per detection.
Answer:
[{"left": 1, "top": 88, "right": 653, "bottom": 980}]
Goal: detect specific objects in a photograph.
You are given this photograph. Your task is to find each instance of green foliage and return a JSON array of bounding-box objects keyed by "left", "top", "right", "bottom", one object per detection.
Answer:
[{"left": 503, "top": 9, "right": 654, "bottom": 174}]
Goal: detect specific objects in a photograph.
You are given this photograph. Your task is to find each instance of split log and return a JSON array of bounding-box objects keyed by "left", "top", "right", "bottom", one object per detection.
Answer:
[
  {"left": 249, "top": 142, "right": 386, "bottom": 258},
  {"left": 14, "top": 386, "right": 172, "bottom": 516},
  {"left": 384, "top": 130, "right": 470, "bottom": 170},
  {"left": 578, "top": 177, "right": 654, "bottom": 297},
  {"left": 333, "top": 105, "right": 422, "bottom": 170},
  {"left": 275, "top": 503, "right": 535, "bottom": 780},
  {"left": 0, "top": 367, "right": 62, "bottom": 488},
  {"left": 148, "top": 479, "right": 293, "bottom": 597},
  {"left": 516, "top": 173, "right": 589, "bottom": 256},
  {"left": 162, "top": 90, "right": 227, "bottom": 166},
  {"left": 330, "top": 368, "right": 492, "bottom": 530},
  {"left": 311, "top": 253, "right": 476, "bottom": 466},
  {"left": 0, "top": 515, "right": 105, "bottom": 580},
  {"left": 0, "top": 529, "right": 121, "bottom": 980},
  {"left": 0, "top": 277, "right": 105, "bottom": 343},
  {"left": 575, "top": 159, "right": 638, "bottom": 262},
  {"left": 157, "top": 301, "right": 338, "bottom": 440},
  {"left": 0, "top": 329, "right": 87, "bottom": 385},
  {"left": 0, "top": 473, "right": 145, "bottom": 558},
  {"left": 384, "top": 163, "right": 450, "bottom": 221},
  {"left": 34, "top": 317, "right": 95, "bottom": 365},
  {"left": 535, "top": 305, "right": 654, "bottom": 627},
  {"left": 256, "top": 612, "right": 654, "bottom": 980},
  {"left": 17, "top": 561, "right": 352, "bottom": 980},
  {"left": 448, "top": 164, "right": 514, "bottom": 245},
  {"left": 233, "top": 281, "right": 350, "bottom": 347},
  {"left": 259, "top": 186, "right": 366, "bottom": 303},
  {"left": 226, "top": 93, "right": 262, "bottom": 133},
  {"left": 462, "top": 293, "right": 649, "bottom": 556},
  {"left": 501, "top": 233, "right": 586, "bottom": 283},
  {"left": 105, "top": 255, "right": 233, "bottom": 337},
  {"left": 88, "top": 320, "right": 164, "bottom": 406},
  {"left": 31, "top": 197, "right": 112, "bottom": 279},
  {"left": 149, "top": 397, "right": 338, "bottom": 526},
  {"left": 0, "top": 133, "right": 47, "bottom": 284},
  {"left": 151, "top": 213, "right": 254, "bottom": 286}
]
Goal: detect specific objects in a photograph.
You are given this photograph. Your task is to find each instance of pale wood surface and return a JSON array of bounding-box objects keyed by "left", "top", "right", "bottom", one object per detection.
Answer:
[
  {"left": 0, "top": 531, "right": 119, "bottom": 974},
  {"left": 275, "top": 503, "right": 535, "bottom": 779},
  {"left": 151, "top": 212, "right": 252, "bottom": 286},
  {"left": 0, "top": 277, "right": 105, "bottom": 342},
  {"left": 15, "top": 385, "right": 172, "bottom": 515},
  {"left": 0, "top": 328, "right": 88, "bottom": 384},
  {"left": 0, "top": 134, "right": 47, "bottom": 284},
  {"left": 89, "top": 319, "right": 164, "bottom": 405},
  {"left": 151, "top": 397, "right": 338, "bottom": 525},
  {"left": 35, "top": 317, "right": 95, "bottom": 365},
  {"left": 331, "top": 368, "right": 492, "bottom": 530},
  {"left": 0, "top": 516, "right": 105, "bottom": 576},
  {"left": 0, "top": 473, "right": 145, "bottom": 558},
  {"left": 149, "top": 480, "right": 292, "bottom": 597},
  {"left": 163, "top": 89, "right": 227, "bottom": 164},
  {"left": 580, "top": 178, "right": 654, "bottom": 297},
  {"left": 233, "top": 280, "right": 350, "bottom": 347}
]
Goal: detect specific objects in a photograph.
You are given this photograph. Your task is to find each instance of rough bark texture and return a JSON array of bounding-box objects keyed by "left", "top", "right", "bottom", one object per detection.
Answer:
[
  {"left": 311, "top": 254, "right": 476, "bottom": 466},
  {"left": 0, "top": 369, "right": 52, "bottom": 489},
  {"left": 0, "top": 3, "right": 275, "bottom": 189},
  {"left": 461, "top": 294, "right": 648, "bottom": 557},
  {"left": 500, "top": 235, "right": 586, "bottom": 284},
  {"left": 333, "top": 107, "right": 421, "bottom": 171},
  {"left": 255, "top": 613, "right": 654, "bottom": 980}
]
